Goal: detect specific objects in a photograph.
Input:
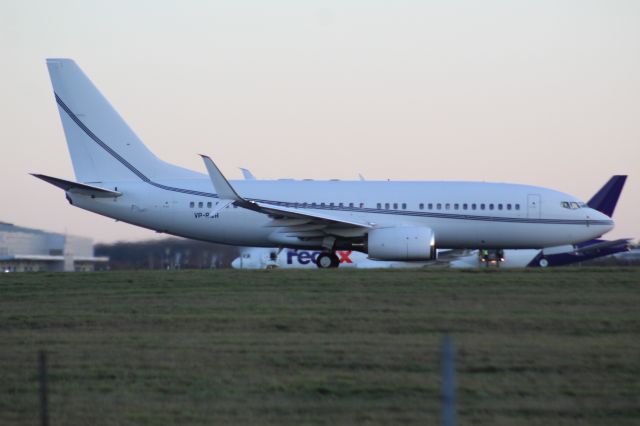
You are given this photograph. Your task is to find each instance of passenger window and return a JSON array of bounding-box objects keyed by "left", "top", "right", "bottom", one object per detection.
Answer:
[
  {"left": 463, "top": 203, "right": 468, "bottom": 210},
  {"left": 348, "top": 202, "right": 353, "bottom": 208},
  {"left": 498, "top": 204, "right": 503, "bottom": 210},
  {"left": 437, "top": 203, "right": 442, "bottom": 210},
  {"left": 393, "top": 203, "right": 398, "bottom": 209},
  {"left": 321, "top": 202, "right": 326, "bottom": 207},
  {"left": 198, "top": 202, "right": 203, "bottom": 208},
  {"left": 507, "top": 204, "right": 512, "bottom": 210},
  {"left": 385, "top": 203, "right": 390, "bottom": 209},
  {"left": 515, "top": 204, "right": 520, "bottom": 210},
  {"left": 189, "top": 201, "right": 195, "bottom": 208},
  {"left": 472, "top": 203, "right": 476, "bottom": 210},
  {"left": 454, "top": 203, "right": 459, "bottom": 210},
  {"left": 489, "top": 204, "right": 494, "bottom": 210},
  {"left": 402, "top": 203, "right": 407, "bottom": 209},
  {"left": 359, "top": 203, "right": 364, "bottom": 208},
  {"left": 419, "top": 203, "right": 424, "bottom": 210},
  {"left": 377, "top": 203, "right": 381, "bottom": 209},
  {"left": 428, "top": 203, "right": 433, "bottom": 210},
  {"left": 480, "top": 204, "right": 485, "bottom": 210},
  {"left": 312, "top": 202, "right": 317, "bottom": 207},
  {"left": 207, "top": 202, "right": 212, "bottom": 208}
]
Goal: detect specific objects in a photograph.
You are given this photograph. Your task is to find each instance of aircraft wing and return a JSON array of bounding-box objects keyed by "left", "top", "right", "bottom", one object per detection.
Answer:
[
  {"left": 31, "top": 173, "right": 122, "bottom": 198},
  {"left": 200, "top": 155, "right": 373, "bottom": 229},
  {"left": 254, "top": 201, "right": 374, "bottom": 228},
  {"left": 573, "top": 238, "right": 631, "bottom": 255}
]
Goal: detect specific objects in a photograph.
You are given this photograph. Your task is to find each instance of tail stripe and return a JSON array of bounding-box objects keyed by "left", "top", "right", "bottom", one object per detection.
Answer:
[
  {"left": 55, "top": 94, "right": 147, "bottom": 182},
  {"left": 55, "top": 93, "right": 219, "bottom": 199}
]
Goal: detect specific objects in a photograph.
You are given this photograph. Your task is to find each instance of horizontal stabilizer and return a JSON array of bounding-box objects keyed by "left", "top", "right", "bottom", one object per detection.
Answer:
[
  {"left": 31, "top": 174, "right": 122, "bottom": 198},
  {"left": 588, "top": 175, "right": 627, "bottom": 217}
]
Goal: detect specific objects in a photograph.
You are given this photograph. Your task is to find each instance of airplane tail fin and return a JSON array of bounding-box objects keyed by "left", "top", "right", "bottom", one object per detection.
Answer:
[
  {"left": 587, "top": 175, "right": 627, "bottom": 217},
  {"left": 46, "top": 58, "right": 199, "bottom": 183}
]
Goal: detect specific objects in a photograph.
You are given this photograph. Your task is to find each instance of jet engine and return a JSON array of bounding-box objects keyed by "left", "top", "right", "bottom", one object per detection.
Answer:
[{"left": 367, "top": 226, "right": 436, "bottom": 261}]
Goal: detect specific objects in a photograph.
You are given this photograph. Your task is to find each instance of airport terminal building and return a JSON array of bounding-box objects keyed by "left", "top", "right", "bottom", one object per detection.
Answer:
[{"left": 0, "top": 222, "right": 108, "bottom": 272}]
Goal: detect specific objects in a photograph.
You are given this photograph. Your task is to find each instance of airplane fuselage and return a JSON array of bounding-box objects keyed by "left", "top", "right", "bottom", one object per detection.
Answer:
[{"left": 69, "top": 177, "right": 613, "bottom": 250}]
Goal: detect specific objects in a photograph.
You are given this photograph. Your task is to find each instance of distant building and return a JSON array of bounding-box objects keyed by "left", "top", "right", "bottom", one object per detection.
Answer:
[{"left": 0, "top": 222, "right": 108, "bottom": 272}]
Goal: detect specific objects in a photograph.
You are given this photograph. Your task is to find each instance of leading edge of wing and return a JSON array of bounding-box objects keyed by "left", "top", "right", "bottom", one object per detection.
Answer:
[
  {"left": 199, "top": 155, "right": 372, "bottom": 228},
  {"left": 255, "top": 201, "right": 374, "bottom": 228}
]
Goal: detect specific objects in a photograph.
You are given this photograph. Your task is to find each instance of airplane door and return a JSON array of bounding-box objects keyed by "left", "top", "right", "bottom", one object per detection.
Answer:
[{"left": 527, "top": 194, "right": 541, "bottom": 218}]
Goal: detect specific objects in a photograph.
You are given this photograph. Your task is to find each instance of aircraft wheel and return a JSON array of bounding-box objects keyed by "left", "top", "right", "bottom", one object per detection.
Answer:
[
  {"left": 316, "top": 252, "right": 339, "bottom": 268},
  {"left": 539, "top": 258, "right": 549, "bottom": 268}
]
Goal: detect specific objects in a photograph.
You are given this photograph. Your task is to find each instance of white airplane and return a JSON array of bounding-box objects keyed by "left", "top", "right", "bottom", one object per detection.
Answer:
[{"left": 34, "top": 59, "right": 618, "bottom": 268}]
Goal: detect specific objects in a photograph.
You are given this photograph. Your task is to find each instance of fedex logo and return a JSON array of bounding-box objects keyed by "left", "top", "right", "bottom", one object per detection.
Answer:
[{"left": 286, "top": 250, "right": 353, "bottom": 265}]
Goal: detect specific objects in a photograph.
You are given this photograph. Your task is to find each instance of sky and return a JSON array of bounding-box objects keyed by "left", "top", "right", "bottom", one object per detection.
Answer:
[{"left": 0, "top": 0, "right": 638, "bottom": 244}]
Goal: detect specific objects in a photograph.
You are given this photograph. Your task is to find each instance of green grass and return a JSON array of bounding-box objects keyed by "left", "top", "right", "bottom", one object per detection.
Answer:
[{"left": 1, "top": 268, "right": 639, "bottom": 425}]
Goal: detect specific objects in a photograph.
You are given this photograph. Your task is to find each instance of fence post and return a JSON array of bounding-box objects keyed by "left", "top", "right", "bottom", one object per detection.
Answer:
[
  {"left": 441, "top": 334, "right": 456, "bottom": 426},
  {"left": 38, "top": 350, "right": 49, "bottom": 426}
]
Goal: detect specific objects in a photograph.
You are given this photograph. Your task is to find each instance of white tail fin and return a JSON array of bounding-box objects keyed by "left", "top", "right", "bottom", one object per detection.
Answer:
[{"left": 46, "top": 58, "right": 200, "bottom": 183}]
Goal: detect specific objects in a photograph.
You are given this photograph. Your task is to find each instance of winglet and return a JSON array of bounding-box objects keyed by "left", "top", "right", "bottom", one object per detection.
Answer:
[
  {"left": 587, "top": 175, "right": 627, "bottom": 217},
  {"left": 240, "top": 168, "right": 256, "bottom": 180},
  {"left": 199, "top": 155, "right": 242, "bottom": 201}
]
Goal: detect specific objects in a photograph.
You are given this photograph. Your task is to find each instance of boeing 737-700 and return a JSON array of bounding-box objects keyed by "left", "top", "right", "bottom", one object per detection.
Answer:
[{"left": 34, "top": 59, "right": 621, "bottom": 268}]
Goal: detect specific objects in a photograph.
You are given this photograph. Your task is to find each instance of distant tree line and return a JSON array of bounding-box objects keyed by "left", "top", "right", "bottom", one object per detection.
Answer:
[{"left": 95, "top": 238, "right": 241, "bottom": 270}]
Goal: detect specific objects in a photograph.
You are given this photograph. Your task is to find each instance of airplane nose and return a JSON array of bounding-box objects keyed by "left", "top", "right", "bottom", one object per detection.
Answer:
[
  {"left": 588, "top": 208, "right": 615, "bottom": 235},
  {"left": 231, "top": 258, "right": 241, "bottom": 269}
]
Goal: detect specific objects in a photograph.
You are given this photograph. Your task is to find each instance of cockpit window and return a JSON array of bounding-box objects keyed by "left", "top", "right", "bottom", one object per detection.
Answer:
[{"left": 562, "top": 201, "right": 583, "bottom": 209}]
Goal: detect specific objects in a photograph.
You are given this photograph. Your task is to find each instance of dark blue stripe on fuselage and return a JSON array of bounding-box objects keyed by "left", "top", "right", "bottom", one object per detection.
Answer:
[{"left": 55, "top": 93, "right": 612, "bottom": 227}]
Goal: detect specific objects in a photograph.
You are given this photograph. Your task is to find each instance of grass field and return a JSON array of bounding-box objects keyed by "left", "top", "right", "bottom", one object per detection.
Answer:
[{"left": 1, "top": 268, "right": 639, "bottom": 425}]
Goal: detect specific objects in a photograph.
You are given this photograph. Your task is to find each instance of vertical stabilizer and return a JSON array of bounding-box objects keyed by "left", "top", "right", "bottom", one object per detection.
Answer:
[
  {"left": 46, "top": 59, "right": 199, "bottom": 183},
  {"left": 587, "top": 175, "right": 627, "bottom": 217}
]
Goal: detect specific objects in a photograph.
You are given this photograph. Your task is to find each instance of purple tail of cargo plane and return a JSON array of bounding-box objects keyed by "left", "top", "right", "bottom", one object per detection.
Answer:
[{"left": 588, "top": 175, "right": 627, "bottom": 218}]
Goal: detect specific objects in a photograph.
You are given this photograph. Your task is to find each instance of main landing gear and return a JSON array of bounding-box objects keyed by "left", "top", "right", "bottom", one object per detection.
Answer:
[{"left": 316, "top": 252, "right": 340, "bottom": 268}]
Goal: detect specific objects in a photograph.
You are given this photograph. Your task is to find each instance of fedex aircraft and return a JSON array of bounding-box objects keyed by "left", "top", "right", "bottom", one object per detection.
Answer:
[
  {"left": 35, "top": 59, "right": 621, "bottom": 268},
  {"left": 232, "top": 248, "right": 363, "bottom": 269},
  {"left": 232, "top": 238, "right": 630, "bottom": 269}
]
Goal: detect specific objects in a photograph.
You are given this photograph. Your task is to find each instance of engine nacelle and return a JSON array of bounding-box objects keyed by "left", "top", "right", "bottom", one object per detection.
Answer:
[{"left": 367, "top": 226, "right": 436, "bottom": 261}]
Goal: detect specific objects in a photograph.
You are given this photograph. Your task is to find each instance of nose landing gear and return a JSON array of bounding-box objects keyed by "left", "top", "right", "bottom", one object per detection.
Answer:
[{"left": 479, "top": 249, "right": 505, "bottom": 267}]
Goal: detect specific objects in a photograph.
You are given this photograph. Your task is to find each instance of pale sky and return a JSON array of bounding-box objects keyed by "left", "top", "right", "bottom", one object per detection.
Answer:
[{"left": 1, "top": 0, "right": 638, "bottom": 243}]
